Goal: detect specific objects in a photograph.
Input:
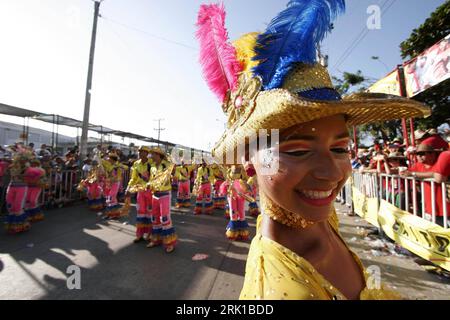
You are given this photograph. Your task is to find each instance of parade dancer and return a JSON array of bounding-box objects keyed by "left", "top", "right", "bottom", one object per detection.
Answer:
[
  {"left": 193, "top": 160, "right": 214, "bottom": 215},
  {"left": 24, "top": 159, "right": 46, "bottom": 222},
  {"left": 102, "top": 152, "right": 128, "bottom": 219},
  {"left": 211, "top": 163, "right": 227, "bottom": 210},
  {"left": 245, "top": 163, "right": 260, "bottom": 217},
  {"left": 146, "top": 147, "right": 177, "bottom": 253},
  {"left": 223, "top": 165, "right": 252, "bottom": 241},
  {"left": 5, "top": 148, "right": 32, "bottom": 233},
  {"left": 126, "top": 146, "right": 153, "bottom": 243},
  {"left": 174, "top": 161, "right": 195, "bottom": 208},
  {"left": 78, "top": 161, "right": 104, "bottom": 211}
]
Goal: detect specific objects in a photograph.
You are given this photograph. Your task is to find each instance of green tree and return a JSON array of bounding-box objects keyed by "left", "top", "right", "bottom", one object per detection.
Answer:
[{"left": 400, "top": 0, "right": 450, "bottom": 131}]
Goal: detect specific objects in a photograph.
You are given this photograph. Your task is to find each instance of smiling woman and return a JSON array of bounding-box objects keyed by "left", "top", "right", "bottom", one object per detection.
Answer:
[{"left": 195, "top": 0, "right": 430, "bottom": 300}]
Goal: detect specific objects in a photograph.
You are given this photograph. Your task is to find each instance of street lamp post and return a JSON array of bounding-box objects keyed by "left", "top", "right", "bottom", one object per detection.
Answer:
[{"left": 371, "top": 56, "right": 390, "bottom": 73}]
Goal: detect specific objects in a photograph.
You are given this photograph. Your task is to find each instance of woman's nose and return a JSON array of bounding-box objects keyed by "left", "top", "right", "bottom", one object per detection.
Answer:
[{"left": 312, "top": 154, "right": 347, "bottom": 182}]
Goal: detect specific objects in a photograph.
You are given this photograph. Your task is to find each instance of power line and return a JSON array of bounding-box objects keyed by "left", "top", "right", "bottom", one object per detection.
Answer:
[
  {"left": 332, "top": 0, "right": 397, "bottom": 71},
  {"left": 100, "top": 15, "right": 197, "bottom": 51},
  {"left": 334, "top": 0, "right": 392, "bottom": 68},
  {"left": 333, "top": 0, "right": 391, "bottom": 70}
]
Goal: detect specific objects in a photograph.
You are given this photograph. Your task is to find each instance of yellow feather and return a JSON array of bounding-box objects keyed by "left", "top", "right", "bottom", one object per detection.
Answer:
[{"left": 233, "top": 32, "right": 259, "bottom": 78}]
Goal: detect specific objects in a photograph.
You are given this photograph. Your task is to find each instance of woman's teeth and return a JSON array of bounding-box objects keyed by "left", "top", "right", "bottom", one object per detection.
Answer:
[{"left": 300, "top": 190, "right": 333, "bottom": 199}]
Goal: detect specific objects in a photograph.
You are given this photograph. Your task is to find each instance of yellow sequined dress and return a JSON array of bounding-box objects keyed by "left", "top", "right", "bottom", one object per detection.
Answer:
[{"left": 240, "top": 212, "right": 401, "bottom": 300}]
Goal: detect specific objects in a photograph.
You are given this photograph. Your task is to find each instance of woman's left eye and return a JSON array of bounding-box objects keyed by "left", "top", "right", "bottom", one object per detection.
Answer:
[
  {"left": 282, "top": 150, "right": 309, "bottom": 157},
  {"left": 331, "top": 148, "right": 348, "bottom": 154}
]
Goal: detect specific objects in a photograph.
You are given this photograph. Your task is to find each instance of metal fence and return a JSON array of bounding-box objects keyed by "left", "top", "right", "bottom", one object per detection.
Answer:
[
  {"left": 1, "top": 167, "right": 133, "bottom": 213},
  {"left": 337, "top": 176, "right": 353, "bottom": 208},
  {"left": 378, "top": 173, "right": 449, "bottom": 229},
  {"left": 351, "top": 171, "right": 450, "bottom": 229},
  {"left": 38, "top": 169, "right": 83, "bottom": 207}
]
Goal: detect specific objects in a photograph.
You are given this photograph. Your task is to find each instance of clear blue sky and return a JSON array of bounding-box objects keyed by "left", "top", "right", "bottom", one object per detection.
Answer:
[{"left": 0, "top": 0, "right": 445, "bottom": 150}]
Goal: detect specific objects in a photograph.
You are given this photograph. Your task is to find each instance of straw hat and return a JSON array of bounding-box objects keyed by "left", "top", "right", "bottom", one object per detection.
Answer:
[
  {"left": 195, "top": 1, "right": 430, "bottom": 160},
  {"left": 414, "top": 129, "right": 429, "bottom": 141},
  {"left": 415, "top": 143, "right": 441, "bottom": 153},
  {"left": 138, "top": 146, "right": 152, "bottom": 153},
  {"left": 149, "top": 147, "right": 166, "bottom": 157}
]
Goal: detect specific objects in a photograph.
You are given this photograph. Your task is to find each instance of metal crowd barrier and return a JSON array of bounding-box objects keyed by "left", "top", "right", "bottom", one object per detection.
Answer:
[
  {"left": 0, "top": 165, "right": 134, "bottom": 215},
  {"left": 352, "top": 171, "right": 380, "bottom": 198},
  {"left": 39, "top": 169, "right": 84, "bottom": 207},
  {"left": 378, "top": 173, "right": 449, "bottom": 229},
  {"left": 337, "top": 176, "right": 353, "bottom": 208},
  {"left": 351, "top": 171, "right": 449, "bottom": 229}
]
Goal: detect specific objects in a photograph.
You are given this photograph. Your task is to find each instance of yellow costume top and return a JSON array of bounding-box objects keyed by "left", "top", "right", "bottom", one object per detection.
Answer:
[
  {"left": 102, "top": 160, "right": 128, "bottom": 183},
  {"left": 195, "top": 166, "right": 215, "bottom": 184},
  {"left": 240, "top": 213, "right": 401, "bottom": 300},
  {"left": 227, "top": 165, "right": 248, "bottom": 181},
  {"left": 174, "top": 164, "right": 195, "bottom": 181},
  {"left": 127, "top": 159, "right": 154, "bottom": 191},
  {"left": 211, "top": 164, "right": 227, "bottom": 183},
  {"left": 149, "top": 159, "right": 173, "bottom": 192},
  {"left": 247, "top": 175, "right": 257, "bottom": 188}
]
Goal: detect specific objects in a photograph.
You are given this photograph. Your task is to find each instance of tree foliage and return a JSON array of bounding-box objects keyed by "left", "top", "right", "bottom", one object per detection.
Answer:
[{"left": 399, "top": 1, "right": 450, "bottom": 60}]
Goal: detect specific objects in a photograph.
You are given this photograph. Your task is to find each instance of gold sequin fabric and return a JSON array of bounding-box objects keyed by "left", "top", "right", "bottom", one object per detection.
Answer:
[
  {"left": 282, "top": 63, "right": 333, "bottom": 93},
  {"left": 211, "top": 63, "right": 430, "bottom": 159},
  {"left": 239, "top": 214, "right": 402, "bottom": 300}
]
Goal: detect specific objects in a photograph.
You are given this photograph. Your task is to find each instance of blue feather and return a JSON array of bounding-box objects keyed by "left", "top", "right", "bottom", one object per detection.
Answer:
[{"left": 252, "top": 0, "right": 345, "bottom": 90}]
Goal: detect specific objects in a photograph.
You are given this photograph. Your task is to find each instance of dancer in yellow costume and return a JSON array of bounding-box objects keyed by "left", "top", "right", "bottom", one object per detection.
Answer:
[
  {"left": 193, "top": 159, "right": 215, "bottom": 215},
  {"left": 102, "top": 152, "right": 128, "bottom": 219},
  {"left": 210, "top": 162, "right": 227, "bottom": 210},
  {"left": 146, "top": 147, "right": 177, "bottom": 253},
  {"left": 174, "top": 161, "right": 195, "bottom": 208},
  {"left": 126, "top": 146, "right": 154, "bottom": 243},
  {"left": 222, "top": 164, "right": 252, "bottom": 241},
  {"left": 195, "top": 1, "right": 429, "bottom": 299}
]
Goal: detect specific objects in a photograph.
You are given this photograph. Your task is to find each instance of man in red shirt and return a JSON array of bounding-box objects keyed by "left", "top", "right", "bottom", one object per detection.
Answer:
[
  {"left": 402, "top": 145, "right": 449, "bottom": 227},
  {"left": 431, "top": 151, "right": 450, "bottom": 227}
]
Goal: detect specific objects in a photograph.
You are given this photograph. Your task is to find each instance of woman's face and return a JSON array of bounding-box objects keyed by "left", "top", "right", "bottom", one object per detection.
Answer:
[{"left": 253, "top": 114, "right": 351, "bottom": 223}]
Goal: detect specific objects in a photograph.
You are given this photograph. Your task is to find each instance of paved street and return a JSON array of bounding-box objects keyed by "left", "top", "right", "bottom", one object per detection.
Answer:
[{"left": 1, "top": 195, "right": 450, "bottom": 300}]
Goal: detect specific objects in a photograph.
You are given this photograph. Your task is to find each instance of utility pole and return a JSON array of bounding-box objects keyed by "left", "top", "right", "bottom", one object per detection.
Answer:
[
  {"left": 154, "top": 118, "right": 165, "bottom": 146},
  {"left": 80, "top": 0, "right": 101, "bottom": 160}
]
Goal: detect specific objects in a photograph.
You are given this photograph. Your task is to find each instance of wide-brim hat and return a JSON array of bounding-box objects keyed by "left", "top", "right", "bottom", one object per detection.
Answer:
[
  {"left": 138, "top": 146, "right": 151, "bottom": 153},
  {"left": 415, "top": 143, "right": 441, "bottom": 153},
  {"left": 149, "top": 147, "right": 166, "bottom": 157},
  {"left": 212, "top": 68, "right": 430, "bottom": 158},
  {"left": 195, "top": 3, "right": 430, "bottom": 160},
  {"left": 414, "top": 129, "right": 429, "bottom": 141}
]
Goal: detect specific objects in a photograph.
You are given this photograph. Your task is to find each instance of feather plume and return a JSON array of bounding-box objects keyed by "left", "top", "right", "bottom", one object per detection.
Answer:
[
  {"left": 196, "top": 3, "right": 242, "bottom": 102},
  {"left": 233, "top": 32, "right": 260, "bottom": 79},
  {"left": 253, "top": 0, "right": 345, "bottom": 90}
]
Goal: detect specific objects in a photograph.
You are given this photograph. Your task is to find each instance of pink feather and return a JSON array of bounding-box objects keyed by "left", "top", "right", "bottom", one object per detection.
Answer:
[{"left": 196, "top": 3, "right": 242, "bottom": 103}]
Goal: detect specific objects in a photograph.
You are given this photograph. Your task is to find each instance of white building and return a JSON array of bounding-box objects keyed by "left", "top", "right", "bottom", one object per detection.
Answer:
[{"left": 0, "top": 120, "right": 75, "bottom": 150}]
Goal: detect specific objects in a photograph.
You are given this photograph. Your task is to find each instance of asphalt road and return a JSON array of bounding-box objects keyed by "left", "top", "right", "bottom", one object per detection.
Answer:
[{"left": 1, "top": 194, "right": 449, "bottom": 300}]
